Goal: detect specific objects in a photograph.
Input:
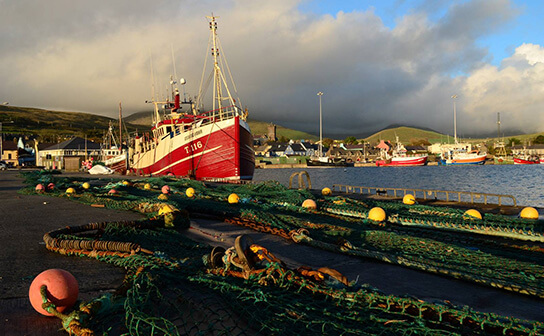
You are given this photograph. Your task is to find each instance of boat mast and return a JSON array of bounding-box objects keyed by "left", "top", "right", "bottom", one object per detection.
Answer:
[
  {"left": 317, "top": 91, "right": 323, "bottom": 157},
  {"left": 119, "top": 102, "right": 122, "bottom": 147},
  {"left": 209, "top": 15, "right": 222, "bottom": 114},
  {"left": 451, "top": 94, "right": 458, "bottom": 144}
]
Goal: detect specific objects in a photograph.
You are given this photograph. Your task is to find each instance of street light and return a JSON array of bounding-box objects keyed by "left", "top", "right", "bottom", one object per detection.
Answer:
[
  {"left": 451, "top": 94, "right": 458, "bottom": 144},
  {"left": 317, "top": 91, "right": 323, "bottom": 157}
]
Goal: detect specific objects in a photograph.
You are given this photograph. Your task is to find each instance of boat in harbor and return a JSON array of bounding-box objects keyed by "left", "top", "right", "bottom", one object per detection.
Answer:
[
  {"left": 101, "top": 104, "right": 128, "bottom": 174},
  {"left": 307, "top": 156, "right": 354, "bottom": 167},
  {"left": 513, "top": 156, "right": 540, "bottom": 164},
  {"left": 375, "top": 137, "right": 428, "bottom": 167},
  {"left": 129, "top": 16, "right": 254, "bottom": 180},
  {"left": 439, "top": 95, "right": 486, "bottom": 165},
  {"left": 513, "top": 145, "right": 540, "bottom": 164},
  {"left": 439, "top": 148, "right": 486, "bottom": 165}
]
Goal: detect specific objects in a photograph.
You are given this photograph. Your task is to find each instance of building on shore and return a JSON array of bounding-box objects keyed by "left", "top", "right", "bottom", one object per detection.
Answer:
[{"left": 39, "top": 137, "right": 101, "bottom": 171}]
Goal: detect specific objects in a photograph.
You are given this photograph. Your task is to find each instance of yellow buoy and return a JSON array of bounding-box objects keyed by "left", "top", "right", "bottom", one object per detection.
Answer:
[
  {"left": 66, "top": 187, "right": 76, "bottom": 194},
  {"left": 302, "top": 199, "right": 317, "bottom": 209},
  {"left": 122, "top": 180, "right": 131, "bottom": 186},
  {"left": 520, "top": 207, "right": 539, "bottom": 219},
  {"left": 82, "top": 182, "right": 90, "bottom": 190},
  {"left": 158, "top": 194, "right": 168, "bottom": 200},
  {"left": 228, "top": 193, "right": 240, "bottom": 204},
  {"left": 322, "top": 187, "right": 332, "bottom": 196},
  {"left": 403, "top": 194, "right": 416, "bottom": 205},
  {"left": 186, "top": 187, "right": 195, "bottom": 198},
  {"left": 158, "top": 204, "right": 177, "bottom": 216},
  {"left": 368, "top": 207, "right": 386, "bottom": 222},
  {"left": 464, "top": 209, "right": 482, "bottom": 219}
]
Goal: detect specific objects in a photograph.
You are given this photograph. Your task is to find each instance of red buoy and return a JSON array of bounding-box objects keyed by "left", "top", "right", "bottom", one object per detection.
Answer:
[
  {"left": 29, "top": 269, "right": 79, "bottom": 316},
  {"left": 35, "top": 184, "right": 45, "bottom": 192},
  {"left": 161, "top": 185, "right": 171, "bottom": 194}
]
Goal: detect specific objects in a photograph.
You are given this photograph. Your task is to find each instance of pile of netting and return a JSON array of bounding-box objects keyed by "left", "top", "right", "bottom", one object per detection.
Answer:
[{"left": 20, "top": 171, "right": 544, "bottom": 335}]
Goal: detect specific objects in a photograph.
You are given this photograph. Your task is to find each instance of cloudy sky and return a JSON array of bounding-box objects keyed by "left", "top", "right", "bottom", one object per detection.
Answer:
[{"left": 1, "top": 0, "right": 543, "bottom": 138}]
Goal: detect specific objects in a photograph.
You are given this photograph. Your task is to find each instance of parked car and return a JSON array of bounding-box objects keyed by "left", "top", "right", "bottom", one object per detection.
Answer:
[{"left": 0, "top": 161, "right": 7, "bottom": 170}]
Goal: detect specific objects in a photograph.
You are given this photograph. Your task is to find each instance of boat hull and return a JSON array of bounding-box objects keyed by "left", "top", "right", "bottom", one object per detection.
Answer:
[
  {"left": 376, "top": 156, "right": 428, "bottom": 167},
  {"left": 307, "top": 160, "right": 354, "bottom": 167},
  {"left": 130, "top": 117, "right": 255, "bottom": 180},
  {"left": 514, "top": 158, "right": 539, "bottom": 165},
  {"left": 439, "top": 154, "right": 486, "bottom": 165}
]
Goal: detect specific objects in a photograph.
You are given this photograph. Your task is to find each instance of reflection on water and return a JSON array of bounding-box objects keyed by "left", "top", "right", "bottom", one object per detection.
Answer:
[{"left": 254, "top": 165, "right": 544, "bottom": 207}]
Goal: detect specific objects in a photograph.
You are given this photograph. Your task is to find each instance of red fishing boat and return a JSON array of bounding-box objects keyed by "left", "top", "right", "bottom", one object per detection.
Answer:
[
  {"left": 129, "top": 16, "right": 254, "bottom": 180},
  {"left": 376, "top": 137, "right": 428, "bottom": 167}
]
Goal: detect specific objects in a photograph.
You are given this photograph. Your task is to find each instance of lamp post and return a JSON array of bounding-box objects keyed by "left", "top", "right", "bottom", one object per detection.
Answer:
[
  {"left": 451, "top": 94, "right": 458, "bottom": 144},
  {"left": 317, "top": 91, "right": 323, "bottom": 157}
]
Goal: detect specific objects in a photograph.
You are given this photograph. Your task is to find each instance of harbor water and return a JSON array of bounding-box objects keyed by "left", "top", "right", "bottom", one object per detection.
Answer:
[{"left": 254, "top": 164, "right": 544, "bottom": 208}]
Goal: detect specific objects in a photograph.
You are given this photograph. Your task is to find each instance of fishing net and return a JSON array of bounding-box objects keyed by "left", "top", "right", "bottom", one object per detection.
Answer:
[{"left": 20, "top": 171, "right": 544, "bottom": 336}]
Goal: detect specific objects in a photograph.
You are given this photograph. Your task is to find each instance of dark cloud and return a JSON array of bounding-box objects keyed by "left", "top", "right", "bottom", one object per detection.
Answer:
[{"left": 2, "top": 0, "right": 540, "bottom": 138}]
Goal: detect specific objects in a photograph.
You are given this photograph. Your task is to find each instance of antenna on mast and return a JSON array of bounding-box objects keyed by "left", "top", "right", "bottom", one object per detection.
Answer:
[{"left": 497, "top": 112, "right": 501, "bottom": 140}]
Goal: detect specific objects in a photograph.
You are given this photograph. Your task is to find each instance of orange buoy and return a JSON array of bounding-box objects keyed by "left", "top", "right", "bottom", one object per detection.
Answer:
[
  {"left": 186, "top": 187, "right": 195, "bottom": 198},
  {"left": 47, "top": 183, "right": 55, "bottom": 190},
  {"left": 228, "top": 193, "right": 240, "bottom": 204},
  {"left": 161, "top": 185, "right": 171, "bottom": 194},
  {"left": 302, "top": 199, "right": 317, "bottom": 209},
  {"left": 29, "top": 269, "right": 79, "bottom": 316},
  {"left": 464, "top": 209, "right": 482, "bottom": 219},
  {"left": 403, "top": 194, "right": 416, "bottom": 205},
  {"left": 368, "top": 207, "right": 386, "bottom": 221},
  {"left": 35, "top": 184, "right": 45, "bottom": 192},
  {"left": 108, "top": 189, "right": 118, "bottom": 195},
  {"left": 520, "top": 207, "right": 539, "bottom": 219}
]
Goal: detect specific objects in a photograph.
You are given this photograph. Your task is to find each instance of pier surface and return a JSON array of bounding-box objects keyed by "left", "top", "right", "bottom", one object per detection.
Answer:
[{"left": 0, "top": 170, "right": 542, "bottom": 335}]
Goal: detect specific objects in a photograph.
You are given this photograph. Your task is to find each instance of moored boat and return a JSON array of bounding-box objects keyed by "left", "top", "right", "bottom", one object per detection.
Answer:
[
  {"left": 376, "top": 138, "right": 428, "bottom": 167},
  {"left": 439, "top": 95, "right": 486, "bottom": 165},
  {"left": 513, "top": 156, "right": 539, "bottom": 164},
  {"left": 439, "top": 150, "right": 486, "bottom": 165},
  {"left": 129, "top": 16, "right": 254, "bottom": 180}
]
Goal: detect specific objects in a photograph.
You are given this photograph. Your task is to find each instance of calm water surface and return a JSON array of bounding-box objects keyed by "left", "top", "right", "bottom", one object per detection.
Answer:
[{"left": 253, "top": 165, "right": 544, "bottom": 207}]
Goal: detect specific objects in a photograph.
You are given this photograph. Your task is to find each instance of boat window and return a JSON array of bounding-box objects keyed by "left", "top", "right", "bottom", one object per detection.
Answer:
[{"left": 166, "top": 126, "right": 172, "bottom": 134}]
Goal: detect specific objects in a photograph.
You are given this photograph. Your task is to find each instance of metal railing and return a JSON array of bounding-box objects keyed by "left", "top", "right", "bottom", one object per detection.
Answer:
[{"left": 332, "top": 184, "right": 517, "bottom": 207}]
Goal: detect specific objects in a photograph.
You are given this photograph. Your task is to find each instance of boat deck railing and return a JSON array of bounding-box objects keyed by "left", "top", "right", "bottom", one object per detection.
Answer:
[{"left": 332, "top": 184, "right": 517, "bottom": 207}]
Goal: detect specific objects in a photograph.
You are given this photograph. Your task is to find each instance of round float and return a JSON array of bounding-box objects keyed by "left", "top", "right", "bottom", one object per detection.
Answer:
[
  {"left": 520, "top": 207, "right": 539, "bottom": 219},
  {"left": 28, "top": 269, "right": 79, "bottom": 316},
  {"left": 464, "top": 209, "right": 482, "bottom": 219},
  {"left": 368, "top": 207, "right": 386, "bottom": 222},
  {"left": 403, "top": 194, "right": 416, "bottom": 205}
]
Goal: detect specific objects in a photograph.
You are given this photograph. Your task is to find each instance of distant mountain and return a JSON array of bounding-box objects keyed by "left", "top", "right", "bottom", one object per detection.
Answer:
[
  {"left": 0, "top": 105, "right": 145, "bottom": 142},
  {"left": 124, "top": 110, "right": 153, "bottom": 126}
]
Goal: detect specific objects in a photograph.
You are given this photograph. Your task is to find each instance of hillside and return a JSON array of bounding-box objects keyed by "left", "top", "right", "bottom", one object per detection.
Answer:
[
  {"left": 363, "top": 126, "right": 448, "bottom": 144},
  {"left": 124, "top": 111, "right": 318, "bottom": 141},
  {"left": 124, "top": 110, "right": 152, "bottom": 126},
  {"left": 247, "top": 119, "right": 318, "bottom": 141},
  {"left": 0, "top": 105, "right": 145, "bottom": 142}
]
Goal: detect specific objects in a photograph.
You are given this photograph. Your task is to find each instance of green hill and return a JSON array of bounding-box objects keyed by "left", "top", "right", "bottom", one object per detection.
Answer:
[
  {"left": 363, "top": 126, "right": 448, "bottom": 145},
  {"left": 247, "top": 119, "right": 318, "bottom": 141},
  {"left": 124, "top": 112, "right": 318, "bottom": 141},
  {"left": 0, "top": 105, "right": 144, "bottom": 142}
]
